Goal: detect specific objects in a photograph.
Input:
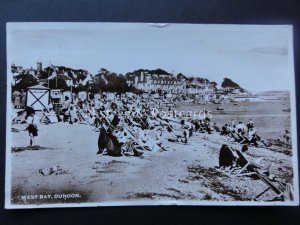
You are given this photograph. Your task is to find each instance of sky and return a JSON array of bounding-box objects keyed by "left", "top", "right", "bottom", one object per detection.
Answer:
[{"left": 7, "top": 23, "right": 295, "bottom": 92}]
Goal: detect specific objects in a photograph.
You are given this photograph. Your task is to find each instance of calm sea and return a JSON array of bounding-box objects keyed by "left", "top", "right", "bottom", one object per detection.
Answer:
[{"left": 174, "top": 92, "right": 291, "bottom": 141}]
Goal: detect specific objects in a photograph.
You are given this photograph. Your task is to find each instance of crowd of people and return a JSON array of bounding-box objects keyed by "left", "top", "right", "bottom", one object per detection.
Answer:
[
  {"left": 11, "top": 92, "right": 293, "bottom": 201},
  {"left": 12, "top": 92, "right": 292, "bottom": 154}
]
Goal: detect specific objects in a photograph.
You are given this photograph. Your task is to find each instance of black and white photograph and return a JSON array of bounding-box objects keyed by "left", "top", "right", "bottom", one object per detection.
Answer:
[{"left": 5, "top": 22, "right": 299, "bottom": 208}]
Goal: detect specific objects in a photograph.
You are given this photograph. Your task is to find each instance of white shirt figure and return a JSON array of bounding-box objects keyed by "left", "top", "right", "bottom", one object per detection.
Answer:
[
  {"left": 236, "top": 122, "right": 246, "bottom": 132},
  {"left": 248, "top": 128, "right": 257, "bottom": 139}
]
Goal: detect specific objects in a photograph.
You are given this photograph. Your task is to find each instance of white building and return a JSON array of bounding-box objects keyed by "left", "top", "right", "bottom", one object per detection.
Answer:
[
  {"left": 128, "top": 72, "right": 186, "bottom": 94},
  {"left": 186, "top": 80, "right": 216, "bottom": 101}
]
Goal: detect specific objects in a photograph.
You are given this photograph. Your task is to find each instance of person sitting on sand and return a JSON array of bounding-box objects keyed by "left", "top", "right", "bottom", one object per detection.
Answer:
[
  {"left": 248, "top": 128, "right": 261, "bottom": 147},
  {"left": 220, "top": 124, "right": 230, "bottom": 136},
  {"left": 236, "top": 121, "right": 246, "bottom": 135},
  {"left": 203, "top": 119, "right": 212, "bottom": 134},
  {"left": 228, "top": 128, "right": 245, "bottom": 143},
  {"left": 193, "top": 120, "right": 201, "bottom": 132},
  {"left": 213, "top": 123, "right": 221, "bottom": 132},
  {"left": 219, "top": 144, "right": 237, "bottom": 168}
]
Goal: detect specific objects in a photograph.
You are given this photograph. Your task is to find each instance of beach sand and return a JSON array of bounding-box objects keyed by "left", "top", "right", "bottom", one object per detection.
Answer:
[{"left": 9, "top": 121, "right": 294, "bottom": 205}]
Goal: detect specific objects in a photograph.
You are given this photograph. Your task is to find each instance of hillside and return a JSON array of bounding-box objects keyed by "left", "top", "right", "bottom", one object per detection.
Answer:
[{"left": 221, "top": 78, "right": 242, "bottom": 90}]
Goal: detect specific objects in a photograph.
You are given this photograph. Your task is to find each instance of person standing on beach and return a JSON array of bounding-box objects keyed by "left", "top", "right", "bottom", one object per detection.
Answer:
[
  {"left": 62, "top": 96, "right": 71, "bottom": 122},
  {"left": 13, "top": 90, "right": 22, "bottom": 109},
  {"left": 24, "top": 111, "right": 40, "bottom": 149},
  {"left": 229, "top": 119, "right": 235, "bottom": 128},
  {"left": 20, "top": 89, "right": 26, "bottom": 109},
  {"left": 247, "top": 119, "right": 254, "bottom": 132},
  {"left": 180, "top": 120, "right": 189, "bottom": 143}
]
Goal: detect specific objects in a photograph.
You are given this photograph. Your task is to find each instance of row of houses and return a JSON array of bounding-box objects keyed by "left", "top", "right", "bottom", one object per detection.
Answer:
[
  {"left": 11, "top": 62, "right": 248, "bottom": 102},
  {"left": 126, "top": 71, "right": 221, "bottom": 101},
  {"left": 126, "top": 72, "right": 186, "bottom": 94},
  {"left": 12, "top": 62, "right": 93, "bottom": 88}
]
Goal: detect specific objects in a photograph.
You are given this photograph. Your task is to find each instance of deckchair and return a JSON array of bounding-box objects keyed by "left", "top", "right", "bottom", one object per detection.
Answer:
[
  {"left": 228, "top": 130, "right": 243, "bottom": 143},
  {"left": 97, "top": 113, "right": 148, "bottom": 155},
  {"left": 235, "top": 149, "right": 288, "bottom": 201},
  {"left": 234, "top": 150, "right": 258, "bottom": 177},
  {"left": 123, "top": 123, "right": 150, "bottom": 152}
]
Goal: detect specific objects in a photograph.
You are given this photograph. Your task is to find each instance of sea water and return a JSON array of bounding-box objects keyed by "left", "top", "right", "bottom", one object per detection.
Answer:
[{"left": 175, "top": 92, "right": 291, "bottom": 141}]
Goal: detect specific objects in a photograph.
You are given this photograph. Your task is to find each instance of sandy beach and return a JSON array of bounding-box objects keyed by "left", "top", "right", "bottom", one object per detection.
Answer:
[{"left": 10, "top": 119, "right": 294, "bottom": 205}]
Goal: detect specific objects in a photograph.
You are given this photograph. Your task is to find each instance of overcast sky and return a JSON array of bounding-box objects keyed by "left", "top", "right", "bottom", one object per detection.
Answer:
[{"left": 7, "top": 23, "right": 294, "bottom": 92}]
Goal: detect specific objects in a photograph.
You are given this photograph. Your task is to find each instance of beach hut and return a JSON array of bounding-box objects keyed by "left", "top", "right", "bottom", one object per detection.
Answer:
[
  {"left": 50, "top": 89, "right": 63, "bottom": 113},
  {"left": 26, "top": 85, "right": 50, "bottom": 111},
  {"left": 50, "top": 89, "right": 63, "bottom": 102}
]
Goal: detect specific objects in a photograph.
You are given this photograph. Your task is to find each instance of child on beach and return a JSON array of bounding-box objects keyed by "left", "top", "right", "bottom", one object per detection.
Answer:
[{"left": 24, "top": 111, "right": 40, "bottom": 149}]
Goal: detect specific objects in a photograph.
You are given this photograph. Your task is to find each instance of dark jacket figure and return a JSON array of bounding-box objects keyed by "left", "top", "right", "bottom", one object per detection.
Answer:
[
  {"left": 111, "top": 114, "right": 120, "bottom": 127},
  {"left": 219, "top": 144, "right": 236, "bottom": 167},
  {"left": 97, "top": 126, "right": 121, "bottom": 156},
  {"left": 194, "top": 120, "right": 201, "bottom": 131},
  {"left": 220, "top": 124, "right": 230, "bottom": 136},
  {"left": 189, "top": 126, "right": 193, "bottom": 137}
]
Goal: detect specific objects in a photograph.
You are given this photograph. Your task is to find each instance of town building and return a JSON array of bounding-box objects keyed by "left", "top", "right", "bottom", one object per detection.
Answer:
[
  {"left": 186, "top": 81, "right": 216, "bottom": 102},
  {"left": 127, "top": 71, "right": 186, "bottom": 94},
  {"left": 47, "top": 71, "right": 73, "bottom": 87}
]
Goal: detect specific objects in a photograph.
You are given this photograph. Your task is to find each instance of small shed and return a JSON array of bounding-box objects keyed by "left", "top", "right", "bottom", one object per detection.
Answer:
[
  {"left": 50, "top": 89, "right": 63, "bottom": 113},
  {"left": 27, "top": 85, "right": 50, "bottom": 111},
  {"left": 50, "top": 89, "right": 63, "bottom": 102}
]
